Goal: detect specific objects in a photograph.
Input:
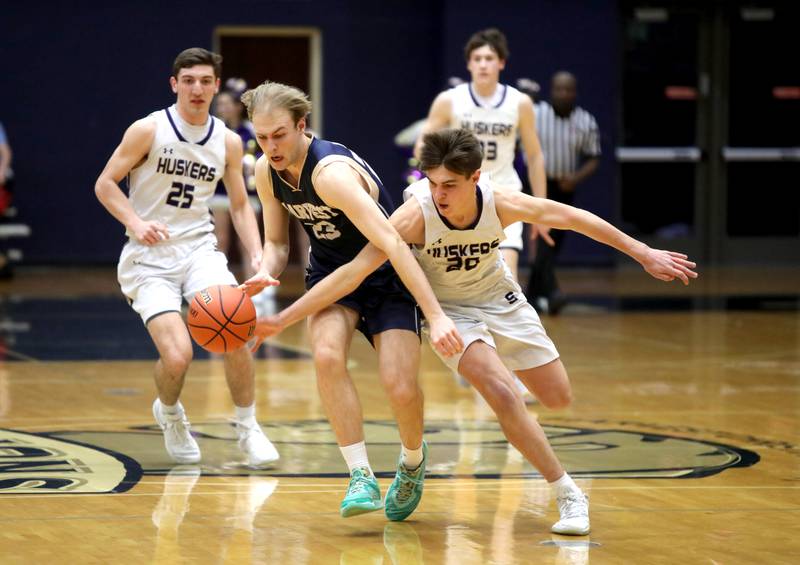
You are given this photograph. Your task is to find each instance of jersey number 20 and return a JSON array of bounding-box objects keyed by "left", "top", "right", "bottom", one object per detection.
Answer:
[
  {"left": 166, "top": 182, "right": 195, "bottom": 209},
  {"left": 447, "top": 256, "right": 480, "bottom": 272}
]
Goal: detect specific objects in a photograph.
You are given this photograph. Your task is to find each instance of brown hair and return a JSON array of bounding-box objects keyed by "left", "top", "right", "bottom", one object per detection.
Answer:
[
  {"left": 464, "top": 28, "right": 509, "bottom": 61},
  {"left": 419, "top": 129, "right": 483, "bottom": 177},
  {"left": 172, "top": 48, "right": 222, "bottom": 78},
  {"left": 240, "top": 81, "right": 312, "bottom": 125}
]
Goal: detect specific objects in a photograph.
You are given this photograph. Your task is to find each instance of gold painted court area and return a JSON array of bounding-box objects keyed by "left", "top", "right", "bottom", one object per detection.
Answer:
[{"left": 0, "top": 267, "right": 798, "bottom": 564}]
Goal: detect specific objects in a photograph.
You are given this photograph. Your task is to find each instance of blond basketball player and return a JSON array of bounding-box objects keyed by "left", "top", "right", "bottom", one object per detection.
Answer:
[
  {"left": 253, "top": 129, "right": 698, "bottom": 535},
  {"left": 237, "top": 81, "right": 462, "bottom": 521},
  {"left": 94, "top": 48, "right": 278, "bottom": 467}
]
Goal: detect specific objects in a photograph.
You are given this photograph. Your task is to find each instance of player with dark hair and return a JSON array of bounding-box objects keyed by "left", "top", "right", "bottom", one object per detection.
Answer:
[
  {"left": 252, "top": 128, "right": 698, "bottom": 535},
  {"left": 95, "top": 48, "right": 278, "bottom": 467}
]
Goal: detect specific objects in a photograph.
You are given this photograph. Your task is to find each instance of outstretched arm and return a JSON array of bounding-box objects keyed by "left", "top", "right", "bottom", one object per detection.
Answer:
[
  {"left": 252, "top": 196, "right": 464, "bottom": 357},
  {"left": 496, "top": 189, "right": 698, "bottom": 284},
  {"left": 313, "top": 164, "right": 461, "bottom": 350},
  {"left": 251, "top": 242, "right": 386, "bottom": 347}
]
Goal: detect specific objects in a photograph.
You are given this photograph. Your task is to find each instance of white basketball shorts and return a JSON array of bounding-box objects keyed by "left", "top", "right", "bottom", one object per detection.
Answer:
[
  {"left": 117, "top": 232, "right": 237, "bottom": 324},
  {"left": 424, "top": 298, "right": 559, "bottom": 373},
  {"left": 499, "top": 220, "right": 523, "bottom": 251},
  {"left": 494, "top": 182, "right": 523, "bottom": 251}
]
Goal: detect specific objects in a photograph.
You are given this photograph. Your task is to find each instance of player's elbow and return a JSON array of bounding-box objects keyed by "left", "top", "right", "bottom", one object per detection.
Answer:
[{"left": 94, "top": 177, "right": 112, "bottom": 203}]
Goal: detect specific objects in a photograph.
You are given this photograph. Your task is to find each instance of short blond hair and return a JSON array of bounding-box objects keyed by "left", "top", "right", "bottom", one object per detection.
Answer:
[{"left": 241, "top": 81, "right": 312, "bottom": 124}]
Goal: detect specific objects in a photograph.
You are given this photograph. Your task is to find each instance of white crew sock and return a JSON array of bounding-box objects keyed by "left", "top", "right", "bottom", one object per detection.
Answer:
[
  {"left": 549, "top": 472, "right": 580, "bottom": 497},
  {"left": 235, "top": 403, "right": 257, "bottom": 427},
  {"left": 339, "top": 441, "right": 372, "bottom": 475},
  {"left": 401, "top": 443, "right": 424, "bottom": 470}
]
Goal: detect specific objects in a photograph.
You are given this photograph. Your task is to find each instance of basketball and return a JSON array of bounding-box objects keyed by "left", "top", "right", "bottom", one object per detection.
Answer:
[{"left": 187, "top": 285, "right": 256, "bottom": 353}]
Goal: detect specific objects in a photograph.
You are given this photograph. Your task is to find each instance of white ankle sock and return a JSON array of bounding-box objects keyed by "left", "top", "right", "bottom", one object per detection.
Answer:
[
  {"left": 401, "top": 443, "right": 424, "bottom": 470},
  {"left": 339, "top": 441, "right": 371, "bottom": 474},
  {"left": 160, "top": 400, "right": 181, "bottom": 416},
  {"left": 235, "top": 403, "right": 257, "bottom": 426},
  {"left": 550, "top": 472, "right": 580, "bottom": 497}
]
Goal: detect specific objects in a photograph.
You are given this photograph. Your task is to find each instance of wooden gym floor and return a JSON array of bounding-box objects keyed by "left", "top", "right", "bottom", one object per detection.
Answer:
[{"left": 0, "top": 265, "right": 798, "bottom": 564}]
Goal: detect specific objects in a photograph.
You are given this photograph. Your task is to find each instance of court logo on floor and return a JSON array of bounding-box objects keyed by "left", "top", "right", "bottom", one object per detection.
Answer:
[
  {"left": 0, "top": 428, "right": 140, "bottom": 494},
  {"left": 2, "top": 419, "right": 757, "bottom": 488}
]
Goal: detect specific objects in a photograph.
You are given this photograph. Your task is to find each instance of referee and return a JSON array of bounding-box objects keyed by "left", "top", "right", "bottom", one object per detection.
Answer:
[{"left": 527, "top": 71, "right": 601, "bottom": 314}]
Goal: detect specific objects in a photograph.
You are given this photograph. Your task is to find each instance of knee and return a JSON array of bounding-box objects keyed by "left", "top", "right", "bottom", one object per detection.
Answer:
[
  {"left": 539, "top": 387, "right": 573, "bottom": 410},
  {"left": 382, "top": 373, "right": 421, "bottom": 407},
  {"left": 161, "top": 347, "right": 192, "bottom": 378},
  {"left": 312, "top": 343, "right": 347, "bottom": 374},
  {"left": 482, "top": 379, "right": 520, "bottom": 412}
]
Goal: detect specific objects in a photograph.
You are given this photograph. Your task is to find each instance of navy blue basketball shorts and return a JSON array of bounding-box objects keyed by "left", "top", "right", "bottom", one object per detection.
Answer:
[{"left": 305, "top": 254, "right": 421, "bottom": 343}]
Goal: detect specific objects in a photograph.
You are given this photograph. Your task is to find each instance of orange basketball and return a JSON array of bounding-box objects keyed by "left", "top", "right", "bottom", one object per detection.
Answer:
[{"left": 187, "top": 285, "right": 256, "bottom": 353}]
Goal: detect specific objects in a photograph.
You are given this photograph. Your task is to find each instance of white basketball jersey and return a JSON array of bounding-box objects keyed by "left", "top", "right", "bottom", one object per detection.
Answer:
[
  {"left": 126, "top": 105, "right": 226, "bottom": 241},
  {"left": 449, "top": 83, "right": 522, "bottom": 189},
  {"left": 404, "top": 179, "right": 523, "bottom": 310}
]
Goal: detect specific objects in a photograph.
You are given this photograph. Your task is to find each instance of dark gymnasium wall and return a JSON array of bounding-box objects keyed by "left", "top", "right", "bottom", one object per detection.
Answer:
[{"left": 2, "top": 0, "right": 616, "bottom": 264}]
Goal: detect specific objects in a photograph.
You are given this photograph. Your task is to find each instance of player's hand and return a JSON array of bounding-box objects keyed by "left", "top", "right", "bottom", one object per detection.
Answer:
[
  {"left": 427, "top": 314, "right": 464, "bottom": 358},
  {"left": 239, "top": 271, "right": 280, "bottom": 297},
  {"left": 641, "top": 248, "right": 698, "bottom": 285},
  {"left": 529, "top": 224, "right": 555, "bottom": 247},
  {"left": 131, "top": 219, "right": 169, "bottom": 245},
  {"left": 250, "top": 315, "right": 285, "bottom": 352}
]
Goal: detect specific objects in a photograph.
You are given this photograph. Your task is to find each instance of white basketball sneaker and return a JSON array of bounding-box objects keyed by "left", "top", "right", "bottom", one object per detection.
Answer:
[
  {"left": 152, "top": 399, "right": 201, "bottom": 464},
  {"left": 235, "top": 420, "right": 280, "bottom": 468},
  {"left": 552, "top": 491, "right": 590, "bottom": 535}
]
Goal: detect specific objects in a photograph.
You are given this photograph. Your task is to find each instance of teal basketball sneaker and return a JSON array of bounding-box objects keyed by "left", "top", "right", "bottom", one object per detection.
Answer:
[
  {"left": 384, "top": 440, "right": 427, "bottom": 521},
  {"left": 340, "top": 467, "right": 383, "bottom": 518}
]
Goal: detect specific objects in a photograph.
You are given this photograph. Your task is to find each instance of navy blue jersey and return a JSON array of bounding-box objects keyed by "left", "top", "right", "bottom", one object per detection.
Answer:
[{"left": 270, "top": 136, "right": 396, "bottom": 268}]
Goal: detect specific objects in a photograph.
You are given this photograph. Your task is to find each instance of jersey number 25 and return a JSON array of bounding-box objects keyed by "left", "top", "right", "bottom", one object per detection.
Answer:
[{"left": 165, "top": 182, "right": 195, "bottom": 209}]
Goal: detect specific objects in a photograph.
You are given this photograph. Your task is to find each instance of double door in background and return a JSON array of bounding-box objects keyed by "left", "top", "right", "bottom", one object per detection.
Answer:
[{"left": 618, "top": 2, "right": 799, "bottom": 264}]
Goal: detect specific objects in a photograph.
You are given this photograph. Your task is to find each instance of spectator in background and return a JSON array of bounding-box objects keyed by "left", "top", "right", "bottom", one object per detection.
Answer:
[
  {"left": 212, "top": 80, "right": 275, "bottom": 314},
  {"left": 0, "top": 122, "right": 11, "bottom": 190},
  {"left": 0, "top": 122, "right": 15, "bottom": 278},
  {"left": 527, "top": 71, "right": 601, "bottom": 314}
]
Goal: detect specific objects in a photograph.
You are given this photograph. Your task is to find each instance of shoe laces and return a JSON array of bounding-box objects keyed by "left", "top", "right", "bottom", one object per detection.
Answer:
[
  {"left": 395, "top": 464, "right": 423, "bottom": 503},
  {"left": 557, "top": 492, "right": 588, "bottom": 520},
  {"left": 164, "top": 414, "right": 192, "bottom": 443},
  {"left": 230, "top": 419, "right": 265, "bottom": 444},
  {"left": 349, "top": 468, "right": 375, "bottom": 496}
]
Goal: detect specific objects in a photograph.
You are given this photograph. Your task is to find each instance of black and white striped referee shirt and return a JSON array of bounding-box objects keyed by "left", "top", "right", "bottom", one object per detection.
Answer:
[{"left": 535, "top": 101, "right": 601, "bottom": 180}]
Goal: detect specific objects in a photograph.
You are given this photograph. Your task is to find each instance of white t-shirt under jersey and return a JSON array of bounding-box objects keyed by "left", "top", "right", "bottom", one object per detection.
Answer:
[
  {"left": 448, "top": 82, "right": 523, "bottom": 189},
  {"left": 404, "top": 178, "right": 524, "bottom": 311},
  {"left": 126, "top": 105, "right": 226, "bottom": 241}
]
